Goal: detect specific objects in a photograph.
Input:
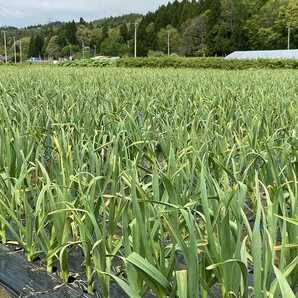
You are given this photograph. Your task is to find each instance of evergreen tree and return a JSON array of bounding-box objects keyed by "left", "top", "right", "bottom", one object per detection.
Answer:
[
  {"left": 28, "top": 35, "right": 44, "bottom": 58},
  {"left": 35, "top": 35, "right": 44, "bottom": 57},
  {"left": 120, "top": 24, "right": 129, "bottom": 43},
  {"left": 58, "top": 21, "right": 78, "bottom": 47},
  {"left": 65, "top": 21, "right": 78, "bottom": 45},
  {"left": 102, "top": 24, "right": 109, "bottom": 41},
  {"left": 28, "top": 36, "right": 35, "bottom": 58},
  {"left": 79, "top": 17, "right": 86, "bottom": 25}
]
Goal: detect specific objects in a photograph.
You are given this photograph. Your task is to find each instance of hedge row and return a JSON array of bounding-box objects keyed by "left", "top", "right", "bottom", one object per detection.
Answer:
[
  {"left": 117, "top": 57, "right": 298, "bottom": 69},
  {"left": 60, "top": 59, "right": 115, "bottom": 67},
  {"left": 59, "top": 57, "right": 298, "bottom": 70}
]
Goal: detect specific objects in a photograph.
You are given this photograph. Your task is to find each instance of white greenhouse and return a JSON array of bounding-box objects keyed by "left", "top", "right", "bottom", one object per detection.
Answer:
[{"left": 225, "top": 49, "right": 298, "bottom": 60}]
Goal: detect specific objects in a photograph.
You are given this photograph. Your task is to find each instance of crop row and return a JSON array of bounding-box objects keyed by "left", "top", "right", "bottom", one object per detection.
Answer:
[{"left": 0, "top": 67, "right": 297, "bottom": 297}]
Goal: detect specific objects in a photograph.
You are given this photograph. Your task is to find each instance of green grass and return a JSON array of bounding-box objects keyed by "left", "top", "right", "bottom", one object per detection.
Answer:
[{"left": 0, "top": 66, "right": 298, "bottom": 297}]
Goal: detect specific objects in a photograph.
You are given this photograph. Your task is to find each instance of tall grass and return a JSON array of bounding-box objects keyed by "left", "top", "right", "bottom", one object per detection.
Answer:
[{"left": 0, "top": 66, "right": 297, "bottom": 297}]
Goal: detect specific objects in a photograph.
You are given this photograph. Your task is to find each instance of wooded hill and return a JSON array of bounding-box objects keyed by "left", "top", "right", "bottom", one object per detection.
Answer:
[{"left": 0, "top": 0, "right": 298, "bottom": 60}]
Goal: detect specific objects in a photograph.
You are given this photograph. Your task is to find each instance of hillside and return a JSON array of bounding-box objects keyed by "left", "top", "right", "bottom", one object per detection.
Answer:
[
  {"left": 0, "top": 0, "right": 297, "bottom": 59},
  {"left": 93, "top": 14, "right": 142, "bottom": 27}
]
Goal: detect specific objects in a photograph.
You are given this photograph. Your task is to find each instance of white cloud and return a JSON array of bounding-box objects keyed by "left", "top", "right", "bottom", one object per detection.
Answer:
[
  {"left": 0, "top": 6, "right": 25, "bottom": 18},
  {"left": 0, "top": 0, "right": 170, "bottom": 27}
]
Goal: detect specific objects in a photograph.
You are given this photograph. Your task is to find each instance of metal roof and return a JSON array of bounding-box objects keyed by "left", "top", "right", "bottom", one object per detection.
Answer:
[{"left": 225, "top": 49, "right": 298, "bottom": 60}]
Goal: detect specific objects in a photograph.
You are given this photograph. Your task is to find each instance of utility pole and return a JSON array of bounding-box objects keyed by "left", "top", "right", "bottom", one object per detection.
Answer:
[
  {"left": 13, "top": 37, "right": 17, "bottom": 64},
  {"left": 167, "top": 30, "right": 170, "bottom": 56},
  {"left": 19, "top": 39, "right": 22, "bottom": 64},
  {"left": 82, "top": 41, "right": 85, "bottom": 59},
  {"left": 3, "top": 31, "right": 8, "bottom": 64},
  {"left": 288, "top": 26, "right": 290, "bottom": 50},
  {"left": 134, "top": 22, "right": 138, "bottom": 58}
]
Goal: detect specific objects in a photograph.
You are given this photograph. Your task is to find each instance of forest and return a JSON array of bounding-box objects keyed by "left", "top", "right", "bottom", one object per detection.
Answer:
[{"left": 0, "top": 0, "right": 298, "bottom": 59}]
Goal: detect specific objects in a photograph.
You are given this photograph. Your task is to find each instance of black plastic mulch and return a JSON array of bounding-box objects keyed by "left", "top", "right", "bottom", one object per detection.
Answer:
[{"left": 0, "top": 245, "right": 88, "bottom": 298}]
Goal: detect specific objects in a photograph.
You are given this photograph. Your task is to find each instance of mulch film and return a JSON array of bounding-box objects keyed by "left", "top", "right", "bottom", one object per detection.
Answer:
[{"left": 0, "top": 245, "right": 88, "bottom": 298}]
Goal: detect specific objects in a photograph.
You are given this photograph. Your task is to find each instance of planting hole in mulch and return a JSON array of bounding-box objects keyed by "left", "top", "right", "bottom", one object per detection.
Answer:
[
  {"left": 0, "top": 286, "right": 11, "bottom": 298},
  {"left": 0, "top": 245, "right": 88, "bottom": 298}
]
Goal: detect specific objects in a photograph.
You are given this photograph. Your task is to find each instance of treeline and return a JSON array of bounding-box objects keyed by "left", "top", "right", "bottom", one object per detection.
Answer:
[
  {"left": 136, "top": 0, "right": 298, "bottom": 56},
  {"left": 0, "top": 0, "right": 298, "bottom": 60},
  {"left": 0, "top": 14, "right": 141, "bottom": 60}
]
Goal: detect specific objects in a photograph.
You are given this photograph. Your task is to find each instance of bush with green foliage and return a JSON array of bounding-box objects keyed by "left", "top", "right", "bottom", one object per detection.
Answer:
[
  {"left": 117, "top": 57, "right": 298, "bottom": 69},
  {"left": 58, "top": 56, "right": 298, "bottom": 70},
  {"left": 59, "top": 58, "right": 117, "bottom": 67}
]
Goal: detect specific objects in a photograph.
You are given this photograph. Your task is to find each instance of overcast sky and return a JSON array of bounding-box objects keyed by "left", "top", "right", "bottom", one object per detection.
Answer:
[{"left": 0, "top": 0, "right": 170, "bottom": 27}]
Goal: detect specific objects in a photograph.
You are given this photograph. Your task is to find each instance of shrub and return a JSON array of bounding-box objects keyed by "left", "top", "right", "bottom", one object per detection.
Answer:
[{"left": 117, "top": 57, "right": 298, "bottom": 69}]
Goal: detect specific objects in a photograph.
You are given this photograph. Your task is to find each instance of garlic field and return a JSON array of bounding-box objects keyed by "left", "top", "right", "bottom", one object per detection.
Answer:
[{"left": 0, "top": 67, "right": 298, "bottom": 297}]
